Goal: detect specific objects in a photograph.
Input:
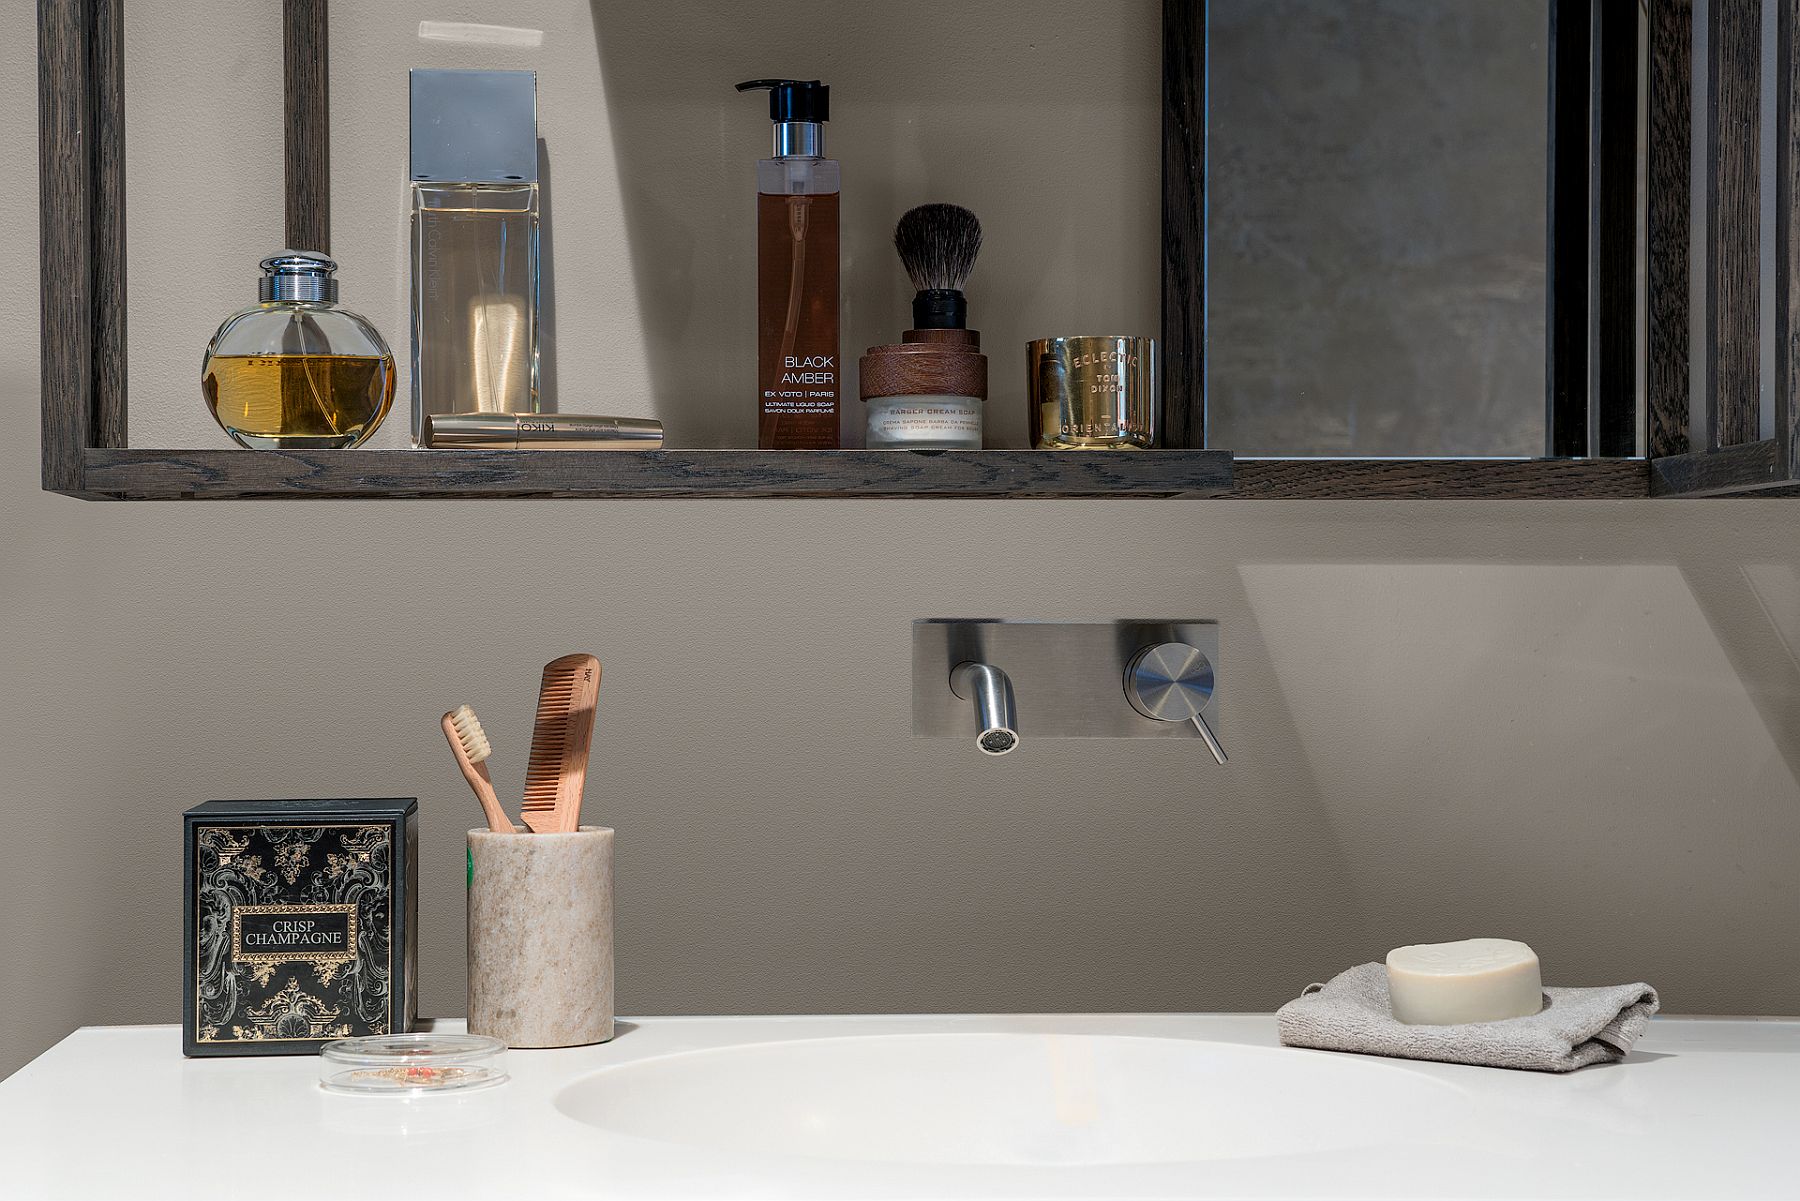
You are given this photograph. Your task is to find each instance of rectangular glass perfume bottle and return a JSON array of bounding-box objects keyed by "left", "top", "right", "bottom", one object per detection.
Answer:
[{"left": 409, "top": 69, "right": 541, "bottom": 447}]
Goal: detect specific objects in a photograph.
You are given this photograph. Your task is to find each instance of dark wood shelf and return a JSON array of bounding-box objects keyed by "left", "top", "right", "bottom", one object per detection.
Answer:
[
  {"left": 78, "top": 448, "right": 1235, "bottom": 500},
  {"left": 1648, "top": 440, "right": 1800, "bottom": 497},
  {"left": 61, "top": 448, "right": 1673, "bottom": 501},
  {"left": 1230, "top": 457, "right": 1650, "bottom": 499}
]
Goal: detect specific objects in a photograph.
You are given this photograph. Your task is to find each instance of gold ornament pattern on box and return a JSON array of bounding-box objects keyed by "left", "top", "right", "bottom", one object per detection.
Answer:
[
  {"left": 195, "top": 824, "right": 394, "bottom": 1044},
  {"left": 235, "top": 978, "right": 350, "bottom": 1042},
  {"left": 326, "top": 827, "right": 384, "bottom": 881},
  {"left": 275, "top": 842, "right": 310, "bottom": 884}
]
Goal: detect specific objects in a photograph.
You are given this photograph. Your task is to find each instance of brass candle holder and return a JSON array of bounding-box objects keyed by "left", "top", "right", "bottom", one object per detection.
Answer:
[{"left": 1027, "top": 335, "right": 1158, "bottom": 450}]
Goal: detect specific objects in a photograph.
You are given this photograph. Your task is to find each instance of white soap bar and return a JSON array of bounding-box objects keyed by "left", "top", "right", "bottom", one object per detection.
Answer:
[{"left": 1385, "top": 938, "right": 1543, "bottom": 1025}]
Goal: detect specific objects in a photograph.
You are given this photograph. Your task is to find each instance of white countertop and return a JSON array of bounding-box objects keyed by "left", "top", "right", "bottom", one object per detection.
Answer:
[{"left": 0, "top": 1013, "right": 1793, "bottom": 1200}]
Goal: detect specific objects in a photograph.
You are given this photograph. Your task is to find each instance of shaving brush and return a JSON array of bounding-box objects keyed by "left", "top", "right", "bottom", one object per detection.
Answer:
[
  {"left": 860, "top": 203, "right": 988, "bottom": 449},
  {"left": 894, "top": 204, "right": 983, "bottom": 331}
]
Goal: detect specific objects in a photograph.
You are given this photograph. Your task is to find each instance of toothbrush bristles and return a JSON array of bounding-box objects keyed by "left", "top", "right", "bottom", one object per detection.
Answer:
[{"left": 451, "top": 704, "right": 492, "bottom": 763}]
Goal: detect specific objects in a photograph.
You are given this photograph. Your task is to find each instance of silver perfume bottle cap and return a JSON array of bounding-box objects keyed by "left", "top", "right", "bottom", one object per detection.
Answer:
[
  {"left": 410, "top": 69, "right": 539, "bottom": 184},
  {"left": 259, "top": 250, "right": 339, "bottom": 304}
]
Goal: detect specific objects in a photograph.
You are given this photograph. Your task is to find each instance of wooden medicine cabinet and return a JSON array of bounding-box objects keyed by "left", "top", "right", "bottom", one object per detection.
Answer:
[{"left": 35, "top": 1, "right": 1795, "bottom": 499}]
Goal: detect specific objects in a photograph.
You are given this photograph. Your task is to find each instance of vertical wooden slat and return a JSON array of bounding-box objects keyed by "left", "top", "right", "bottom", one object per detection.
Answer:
[
  {"left": 1778, "top": 0, "right": 1800, "bottom": 476},
  {"left": 90, "top": 0, "right": 125, "bottom": 449},
  {"left": 1649, "top": 0, "right": 1694, "bottom": 458},
  {"left": 39, "top": 0, "right": 93, "bottom": 491},
  {"left": 1161, "top": 0, "right": 1205, "bottom": 450},
  {"left": 284, "top": 0, "right": 330, "bottom": 253},
  {"left": 1549, "top": 0, "right": 1593, "bottom": 456},
  {"left": 1594, "top": 0, "right": 1640, "bottom": 456},
  {"left": 1705, "top": 0, "right": 1762, "bottom": 448}
]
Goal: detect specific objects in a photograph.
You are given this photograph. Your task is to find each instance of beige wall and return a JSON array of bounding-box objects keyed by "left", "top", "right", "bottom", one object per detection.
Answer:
[{"left": 3, "top": 2, "right": 1798, "bottom": 1081}]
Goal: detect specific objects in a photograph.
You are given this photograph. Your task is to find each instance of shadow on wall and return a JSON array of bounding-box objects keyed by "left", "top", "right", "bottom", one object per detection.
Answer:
[
  {"left": 1689, "top": 562, "right": 1800, "bottom": 784},
  {"left": 585, "top": 0, "right": 1160, "bottom": 448},
  {"left": 1232, "top": 528, "right": 1800, "bottom": 789},
  {"left": 1221, "top": 514, "right": 1800, "bottom": 1015},
  {"left": 539, "top": 138, "right": 559, "bottom": 411}
]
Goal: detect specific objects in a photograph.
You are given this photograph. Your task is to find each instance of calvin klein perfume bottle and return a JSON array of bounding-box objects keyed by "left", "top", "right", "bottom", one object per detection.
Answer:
[
  {"left": 410, "top": 69, "right": 541, "bottom": 447},
  {"left": 202, "top": 251, "right": 395, "bottom": 450},
  {"left": 737, "top": 79, "right": 840, "bottom": 450}
]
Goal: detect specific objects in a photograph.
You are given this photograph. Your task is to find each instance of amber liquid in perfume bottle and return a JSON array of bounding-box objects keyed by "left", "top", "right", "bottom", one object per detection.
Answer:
[
  {"left": 204, "top": 354, "right": 395, "bottom": 449},
  {"left": 757, "top": 192, "right": 840, "bottom": 449}
]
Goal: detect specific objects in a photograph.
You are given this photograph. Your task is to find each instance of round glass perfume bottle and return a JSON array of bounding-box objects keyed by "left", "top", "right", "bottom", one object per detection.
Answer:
[{"left": 202, "top": 251, "right": 395, "bottom": 449}]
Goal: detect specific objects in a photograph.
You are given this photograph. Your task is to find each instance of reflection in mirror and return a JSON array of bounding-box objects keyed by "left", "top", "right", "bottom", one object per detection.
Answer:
[{"left": 1207, "top": 1, "right": 1552, "bottom": 458}]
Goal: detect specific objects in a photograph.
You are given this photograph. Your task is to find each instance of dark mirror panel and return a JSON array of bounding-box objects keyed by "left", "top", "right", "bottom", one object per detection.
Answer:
[{"left": 1206, "top": 0, "right": 1554, "bottom": 457}]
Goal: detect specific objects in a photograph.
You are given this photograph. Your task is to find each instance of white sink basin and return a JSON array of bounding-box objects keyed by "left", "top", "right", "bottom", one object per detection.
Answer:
[{"left": 554, "top": 1031, "right": 1463, "bottom": 1166}]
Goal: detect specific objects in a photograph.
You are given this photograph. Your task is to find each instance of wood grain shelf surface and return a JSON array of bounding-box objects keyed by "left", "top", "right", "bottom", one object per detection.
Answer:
[
  {"left": 1230, "top": 457, "right": 1650, "bottom": 499},
  {"left": 69, "top": 448, "right": 1671, "bottom": 501},
  {"left": 79, "top": 448, "right": 1236, "bottom": 500}
]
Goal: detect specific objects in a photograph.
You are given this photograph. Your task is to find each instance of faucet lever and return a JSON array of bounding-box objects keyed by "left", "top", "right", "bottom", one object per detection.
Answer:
[
  {"left": 1189, "top": 713, "right": 1228, "bottom": 765},
  {"left": 1124, "top": 643, "right": 1227, "bottom": 764}
]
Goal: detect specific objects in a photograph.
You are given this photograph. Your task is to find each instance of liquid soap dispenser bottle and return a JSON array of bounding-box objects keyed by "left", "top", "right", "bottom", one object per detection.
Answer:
[{"left": 737, "top": 79, "right": 840, "bottom": 450}]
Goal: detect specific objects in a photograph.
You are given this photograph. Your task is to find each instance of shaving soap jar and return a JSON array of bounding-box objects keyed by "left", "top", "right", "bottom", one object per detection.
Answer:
[
  {"left": 1028, "top": 335, "right": 1158, "bottom": 449},
  {"left": 860, "top": 330, "right": 986, "bottom": 449}
]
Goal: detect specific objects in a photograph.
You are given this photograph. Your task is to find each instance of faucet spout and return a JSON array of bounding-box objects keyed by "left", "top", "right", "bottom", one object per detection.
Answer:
[{"left": 950, "top": 662, "right": 1019, "bottom": 756}]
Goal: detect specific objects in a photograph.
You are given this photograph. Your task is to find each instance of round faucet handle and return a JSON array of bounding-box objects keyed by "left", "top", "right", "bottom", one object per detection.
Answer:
[{"left": 1125, "top": 643, "right": 1227, "bottom": 764}]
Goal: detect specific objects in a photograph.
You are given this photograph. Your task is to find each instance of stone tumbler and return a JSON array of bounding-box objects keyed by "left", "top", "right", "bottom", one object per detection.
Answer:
[{"left": 467, "top": 827, "right": 614, "bottom": 1048}]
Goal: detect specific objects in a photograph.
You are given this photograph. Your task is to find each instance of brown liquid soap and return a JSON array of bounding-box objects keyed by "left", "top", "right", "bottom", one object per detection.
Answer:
[{"left": 739, "top": 79, "right": 841, "bottom": 449}]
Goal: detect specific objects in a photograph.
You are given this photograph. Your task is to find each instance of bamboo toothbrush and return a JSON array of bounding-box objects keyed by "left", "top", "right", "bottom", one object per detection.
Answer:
[
  {"left": 521, "top": 654, "right": 601, "bottom": 834},
  {"left": 443, "top": 705, "right": 514, "bottom": 834}
]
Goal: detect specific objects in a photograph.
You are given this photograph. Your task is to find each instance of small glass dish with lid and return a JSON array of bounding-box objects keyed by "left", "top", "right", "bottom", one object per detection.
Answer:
[{"left": 318, "top": 1032, "right": 507, "bottom": 1096}]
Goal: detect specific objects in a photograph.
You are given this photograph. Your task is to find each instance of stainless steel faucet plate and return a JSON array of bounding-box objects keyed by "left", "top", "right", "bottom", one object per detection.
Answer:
[{"left": 911, "top": 620, "right": 1221, "bottom": 741}]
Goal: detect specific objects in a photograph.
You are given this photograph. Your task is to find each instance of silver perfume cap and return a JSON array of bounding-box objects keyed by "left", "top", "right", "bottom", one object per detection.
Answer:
[
  {"left": 410, "top": 69, "right": 538, "bottom": 184},
  {"left": 259, "top": 250, "right": 338, "bottom": 303}
]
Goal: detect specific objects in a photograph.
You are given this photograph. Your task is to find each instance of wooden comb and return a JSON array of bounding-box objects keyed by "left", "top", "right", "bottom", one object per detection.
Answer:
[{"left": 521, "top": 653, "right": 601, "bottom": 833}]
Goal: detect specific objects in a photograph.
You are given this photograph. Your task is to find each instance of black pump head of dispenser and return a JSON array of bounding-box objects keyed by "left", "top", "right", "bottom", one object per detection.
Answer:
[{"left": 736, "top": 79, "right": 830, "bottom": 124}]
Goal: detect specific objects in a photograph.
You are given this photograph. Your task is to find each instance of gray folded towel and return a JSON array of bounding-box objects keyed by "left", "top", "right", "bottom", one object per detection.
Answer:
[{"left": 1276, "top": 962, "right": 1660, "bottom": 1073}]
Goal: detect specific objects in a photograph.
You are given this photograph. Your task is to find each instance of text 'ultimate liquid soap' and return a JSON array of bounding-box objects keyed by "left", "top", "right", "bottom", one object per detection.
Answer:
[{"left": 737, "top": 79, "right": 840, "bottom": 449}]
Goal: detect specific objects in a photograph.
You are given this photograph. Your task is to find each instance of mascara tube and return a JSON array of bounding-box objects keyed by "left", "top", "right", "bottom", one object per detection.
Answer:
[{"left": 422, "top": 413, "right": 665, "bottom": 450}]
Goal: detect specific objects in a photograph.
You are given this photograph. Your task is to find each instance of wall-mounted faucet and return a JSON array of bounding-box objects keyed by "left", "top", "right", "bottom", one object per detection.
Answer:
[
  {"left": 914, "top": 621, "right": 1228, "bottom": 758},
  {"left": 950, "top": 661, "right": 1020, "bottom": 756}
]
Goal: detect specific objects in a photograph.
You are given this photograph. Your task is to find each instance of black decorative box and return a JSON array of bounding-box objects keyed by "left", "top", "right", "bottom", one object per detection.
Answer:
[{"left": 183, "top": 798, "right": 418, "bottom": 1057}]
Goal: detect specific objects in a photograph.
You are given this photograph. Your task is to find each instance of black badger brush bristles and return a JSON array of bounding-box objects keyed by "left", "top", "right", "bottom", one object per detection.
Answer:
[
  {"left": 894, "top": 204, "right": 983, "bottom": 329},
  {"left": 895, "top": 204, "right": 984, "bottom": 292}
]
